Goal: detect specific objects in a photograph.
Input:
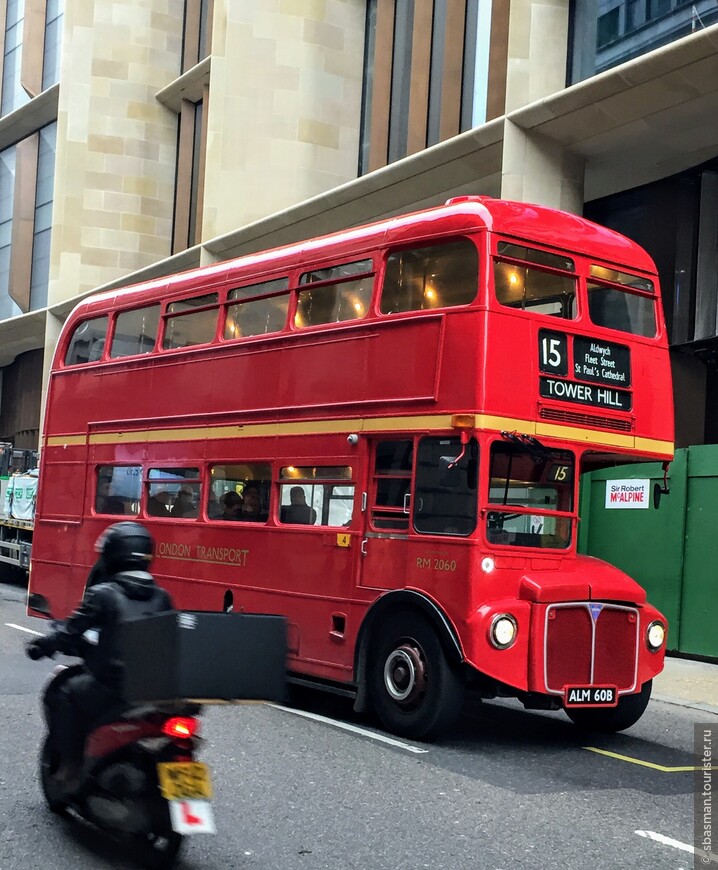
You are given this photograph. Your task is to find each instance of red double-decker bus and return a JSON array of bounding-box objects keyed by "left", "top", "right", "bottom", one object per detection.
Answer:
[{"left": 29, "top": 196, "right": 673, "bottom": 739}]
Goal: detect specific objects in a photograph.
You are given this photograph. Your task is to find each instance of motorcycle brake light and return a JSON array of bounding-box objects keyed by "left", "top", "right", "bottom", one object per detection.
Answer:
[{"left": 162, "top": 716, "right": 199, "bottom": 739}]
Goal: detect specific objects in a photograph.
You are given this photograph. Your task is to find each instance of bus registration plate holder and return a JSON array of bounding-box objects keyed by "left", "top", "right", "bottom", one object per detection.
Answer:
[{"left": 564, "top": 686, "right": 618, "bottom": 707}]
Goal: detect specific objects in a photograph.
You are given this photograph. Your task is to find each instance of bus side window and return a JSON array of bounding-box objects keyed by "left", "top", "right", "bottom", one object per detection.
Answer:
[
  {"left": 95, "top": 465, "right": 141, "bottom": 516},
  {"left": 163, "top": 293, "right": 219, "bottom": 350},
  {"left": 208, "top": 463, "right": 271, "bottom": 522},
  {"left": 224, "top": 277, "right": 290, "bottom": 339},
  {"left": 370, "top": 440, "right": 413, "bottom": 531},
  {"left": 278, "top": 466, "right": 354, "bottom": 527},
  {"left": 145, "top": 467, "right": 200, "bottom": 519},
  {"left": 65, "top": 316, "right": 109, "bottom": 366},
  {"left": 380, "top": 239, "right": 478, "bottom": 314},
  {"left": 295, "top": 260, "right": 373, "bottom": 328},
  {"left": 110, "top": 305, "right": 161, "bottom": 359}
]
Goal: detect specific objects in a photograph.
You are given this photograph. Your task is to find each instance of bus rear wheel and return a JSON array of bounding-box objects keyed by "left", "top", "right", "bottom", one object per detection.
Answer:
[
  {"left": 565, "top": 680, "right": 652, "bottom": 732},
  {"left": 368, "top": 610, "right": 464, "bottom": 741}
]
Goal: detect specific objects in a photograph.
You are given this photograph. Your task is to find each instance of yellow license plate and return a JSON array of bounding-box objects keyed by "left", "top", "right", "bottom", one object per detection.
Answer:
[{"left": 157, "top": 762, "right": 213, "bottom": 801}]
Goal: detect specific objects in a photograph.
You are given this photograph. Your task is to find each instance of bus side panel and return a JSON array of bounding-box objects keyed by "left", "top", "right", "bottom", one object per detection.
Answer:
[{"left": 31, "top": 445, "right": 88, "bottom": 617}]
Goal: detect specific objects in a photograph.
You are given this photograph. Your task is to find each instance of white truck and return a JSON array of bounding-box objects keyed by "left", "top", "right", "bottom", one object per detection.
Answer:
[{"left": 0, "top": 464, "right": 38, "bottom": 573}]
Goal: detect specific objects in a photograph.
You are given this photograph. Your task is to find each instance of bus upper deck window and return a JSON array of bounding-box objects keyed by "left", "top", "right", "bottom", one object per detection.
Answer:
[
  {"left": 110, "top": 305, "right": 161, "bottom": 359},
  {"left": 225, "top": 278, "right": 290, "bottom": 339},
  {"left": 380, "top": 239, "right": 478, "bottom": 314},
  {"left": 494, "top": 243, "right": 576, "bottom": 319},
  {"left": 64, "top": 315, "right": 108, "bottom": 365},
  {"left": 587, "top": 266, "right": 656, "bottom": 337},
  {"left": 295, "top": 260, "right": 373, "bottom": 328},
  {"left": 163, "top": 293, "right": 219, "bottom": 350}
]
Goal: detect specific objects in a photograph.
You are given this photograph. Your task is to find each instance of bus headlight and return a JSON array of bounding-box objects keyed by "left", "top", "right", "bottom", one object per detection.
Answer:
[
  {"left": 490, "top": 614, "right": 518, "bottom": 649},
  {"left": 646, "top": 621, "right": 665, "bottom": 652}
]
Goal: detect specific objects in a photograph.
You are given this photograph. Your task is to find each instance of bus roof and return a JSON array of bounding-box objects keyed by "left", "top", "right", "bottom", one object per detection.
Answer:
[{"left": 71, "top": 196, "right": 657, "bottom": 321}]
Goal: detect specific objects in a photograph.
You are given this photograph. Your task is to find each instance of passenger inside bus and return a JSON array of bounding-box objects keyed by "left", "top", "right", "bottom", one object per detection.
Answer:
[
  {"left": 280, "top": 486, "right": 317, "bottom": 525},
  {"left": 95, "top": 475, "right": 126, "bottom": 515},
  {"left": 170, "top": 486, "right": 198, "bottom": 519},
  {"left": 239, "top": 484, "right": 267, "bottom": 521},
  {"left": 221, "top": 491, "right": 243, "bottom": 520},
  {"left": 147, "top": 491, "right": 171, "bottom": 516}
]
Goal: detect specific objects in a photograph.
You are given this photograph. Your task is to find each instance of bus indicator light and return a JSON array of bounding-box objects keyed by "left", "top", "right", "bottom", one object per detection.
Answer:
[{"left": 451, "top": 414, "right": 475, "bottom": 430}]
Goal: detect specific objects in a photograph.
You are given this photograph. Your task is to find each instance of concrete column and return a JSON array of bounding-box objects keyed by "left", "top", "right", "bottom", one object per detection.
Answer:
[
  {"left": 39, "top": 312, "right": 64, "bottom": 441},
  {"left": 504, "top": 0, "right": 571, "bottom": 113},
  {"left": 201, "top": 0, "right": 366, "bottom": 239},
  {"left": 500, "top": 118, "right": 585, "bottom": 213}
]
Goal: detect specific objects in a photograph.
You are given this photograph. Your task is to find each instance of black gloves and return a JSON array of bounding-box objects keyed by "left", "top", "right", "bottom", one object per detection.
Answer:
[{"left": 25, "top": 636, "right": 55, "bottom": 660}]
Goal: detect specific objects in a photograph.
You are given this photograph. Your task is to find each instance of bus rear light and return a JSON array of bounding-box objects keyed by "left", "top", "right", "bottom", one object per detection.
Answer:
[
  {"left": 646, "top": 620, "right": 665, "bottom": 652},
  {"left": 162, "top": 717, "right": 199, "bottom": 739},
  {"left": 490, "top": 614, "right": 517, "bottom": 649}
]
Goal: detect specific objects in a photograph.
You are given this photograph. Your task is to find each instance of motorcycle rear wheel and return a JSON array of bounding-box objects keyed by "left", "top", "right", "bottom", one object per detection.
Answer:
[
  {"left": 39, "top": 736, "right": 69, "bottom": 815},
  {"left": 132, "top": 828, "right": 184, "bottom": 870}
]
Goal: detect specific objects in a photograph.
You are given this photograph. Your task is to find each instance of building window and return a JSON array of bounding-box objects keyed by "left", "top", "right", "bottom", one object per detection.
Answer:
[
  {"left": 460, "top": 0, "right": 491, "bottom": 132},
  {"left": 182, "top": 0, "right": 214, "bottom": 72},
  {"left": 42, "top": 0, "right": 64, "bottom": 90},
  {"left": 188, "top": 99, "right": 203, "bottom": 246},
  {"left": 173, "top": 97, "right": 207, "bottom": 253},
  {"left": 387, "top": 0, "right": 414, "bottom": 164},
  {"left": 360, "top": 0, "right": 482, "bottom": 173},
  {"left": 570, "top": 0, "right": 718, "bottom": 83},
  {"left": 596, "top": 7, "right": 620, "bottom": 47},
  {"left": 0, "top": 146, "right": 20, "bottom": 320},
  {"left": 2, "top": 0, "right": 30, "bottom": 116},
  {"left": 647, "top": 0, "right": 671, "bottom": 18},
  {"left": 29, "top": 122, "right": 57, "bottom": 310}
]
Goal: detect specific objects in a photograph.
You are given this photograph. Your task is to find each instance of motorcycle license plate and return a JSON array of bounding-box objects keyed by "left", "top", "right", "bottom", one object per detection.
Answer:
[
  {"left": 564, "top": 686, "right": 618, "bottom": 707},
  {"left": 157, "top": 762, "right": 213, "bottom": 801}
]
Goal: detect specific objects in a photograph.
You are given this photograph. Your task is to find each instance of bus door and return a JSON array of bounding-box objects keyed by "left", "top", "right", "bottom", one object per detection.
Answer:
[
  {"left": 273, "top": 462, "right": 360, "bottom": 671},
  {"left": 360, "top": 436, "right": 478, "bottom": 594}
]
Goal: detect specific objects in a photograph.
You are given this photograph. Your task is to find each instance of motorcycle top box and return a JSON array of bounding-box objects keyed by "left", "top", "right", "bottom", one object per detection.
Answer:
[{"left": 119, "top": 611, "right": 288, "bottom": 703}]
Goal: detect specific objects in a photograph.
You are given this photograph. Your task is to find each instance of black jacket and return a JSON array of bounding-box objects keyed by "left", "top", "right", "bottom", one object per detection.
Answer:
[{"left": 48, "top": 571, "right": 173, "bottom": 690}]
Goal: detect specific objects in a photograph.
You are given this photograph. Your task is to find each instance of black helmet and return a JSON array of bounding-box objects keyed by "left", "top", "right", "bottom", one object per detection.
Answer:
[{"left": 95, "top": 521, "right": 153, "bottom": 573}]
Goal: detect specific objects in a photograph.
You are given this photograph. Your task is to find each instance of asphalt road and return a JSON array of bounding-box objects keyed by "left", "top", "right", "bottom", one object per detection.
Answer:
[{"left": 0, "top": 580, "right": 712, "bottom": 870}]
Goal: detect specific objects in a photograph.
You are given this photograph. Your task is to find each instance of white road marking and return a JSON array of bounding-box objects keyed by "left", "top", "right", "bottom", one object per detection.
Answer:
[
  {"left": 271, "top": 704, "right": 429, "bottom": 754},
  {"left": 635, "top": 830, "right": 718, "bottom": 863},
  {"left": 5, "top": 623, "right": 43, "bottom": 637}
]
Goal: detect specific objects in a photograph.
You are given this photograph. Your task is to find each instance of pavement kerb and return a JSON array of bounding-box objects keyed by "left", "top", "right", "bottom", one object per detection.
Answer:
[{"left": 652, "top": 693, "right": 718, "bottom": 717}]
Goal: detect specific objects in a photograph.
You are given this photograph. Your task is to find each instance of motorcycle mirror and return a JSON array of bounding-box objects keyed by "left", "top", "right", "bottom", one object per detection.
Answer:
[{"left": 27, "top": 593, "right": 52, "bottom": 617}]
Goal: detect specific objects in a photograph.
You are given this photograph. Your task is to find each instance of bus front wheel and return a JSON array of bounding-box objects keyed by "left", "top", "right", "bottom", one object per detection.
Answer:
[
  {"left": 565, "top": 680, "right": 652, "bottom": 732},
  {"left": 368, "top": 610, "right": 464, "bottom": 741}
]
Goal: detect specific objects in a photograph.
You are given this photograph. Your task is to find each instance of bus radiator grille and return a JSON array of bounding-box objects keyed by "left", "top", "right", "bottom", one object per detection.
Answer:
[
  {"left": 539, "top": 407, "right": 633, "bottom": 432},
  {"left": 544, "top": 604, "right": 639, "bottom": 693}
]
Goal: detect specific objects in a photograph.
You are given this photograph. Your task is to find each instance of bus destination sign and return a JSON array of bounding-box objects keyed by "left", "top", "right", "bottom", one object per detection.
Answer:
[
  {"left": 539, "top": 376, "right": 632, "bottom": 411},
  {"left": 538, "top": 330, "right": 632, "bottom": 411},
  {"left": 573, "top": 336, "right": 631, "bottom": 388}
]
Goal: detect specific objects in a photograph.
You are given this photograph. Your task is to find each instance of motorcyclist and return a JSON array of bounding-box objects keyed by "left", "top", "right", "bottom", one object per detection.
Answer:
[{"left": 26, "top": 521, "right": 174, "bottom": 791}]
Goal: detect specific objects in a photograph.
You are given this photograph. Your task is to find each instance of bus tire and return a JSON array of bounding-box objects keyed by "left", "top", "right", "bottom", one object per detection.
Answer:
[
  {"left": 565, "top": 680, "right": 652, "bottom": 732},
  {"left": 368, "top": 610, "right": 464, "bottom": 741}
]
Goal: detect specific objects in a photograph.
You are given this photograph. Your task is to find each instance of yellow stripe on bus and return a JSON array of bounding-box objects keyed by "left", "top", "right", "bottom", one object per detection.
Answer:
[{"left": 44, "top": 413, "right": 673, "bottom": 456}]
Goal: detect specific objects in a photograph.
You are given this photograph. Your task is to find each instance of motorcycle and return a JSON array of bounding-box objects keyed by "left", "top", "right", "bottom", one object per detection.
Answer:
[{"left": 27, "top": 598, "right": 214, "bottom": 870}]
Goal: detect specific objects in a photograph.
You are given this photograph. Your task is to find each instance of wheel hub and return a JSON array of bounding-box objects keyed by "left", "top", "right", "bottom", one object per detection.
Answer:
[{"left": 383, "top": 642, "right": 427, "bottom": 705}]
